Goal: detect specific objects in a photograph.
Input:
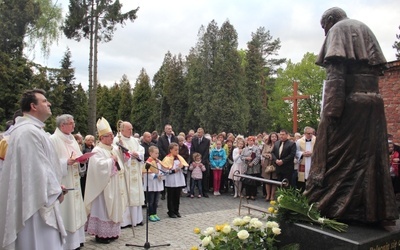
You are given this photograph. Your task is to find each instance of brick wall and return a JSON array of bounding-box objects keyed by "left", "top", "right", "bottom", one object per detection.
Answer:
[{"left": 379, "top": 60, "right": 400, "bottom": 144}]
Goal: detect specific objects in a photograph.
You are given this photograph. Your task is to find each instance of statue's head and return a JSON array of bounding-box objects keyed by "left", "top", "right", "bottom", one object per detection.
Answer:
[{"left": 321, "top": 7, "right": 348, "bottom": 36}]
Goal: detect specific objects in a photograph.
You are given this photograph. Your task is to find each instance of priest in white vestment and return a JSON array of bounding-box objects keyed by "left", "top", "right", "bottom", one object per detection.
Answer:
[
  {"left": 114, "top": 121, "right": 145, "bottom": 228},
  {"left": 296, "top": 126, "right": 316, "bottom": 190},
  {"left": 84, "top": 117, "right": 128, "bottom": 244},
  {"left": 0, "top": 89, "right": 66, "bottom": 250},
  {"left": 50, "top": 114, "right": 87, "bottom": 249}
]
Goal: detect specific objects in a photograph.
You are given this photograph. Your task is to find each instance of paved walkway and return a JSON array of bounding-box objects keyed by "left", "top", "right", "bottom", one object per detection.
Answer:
[{"left": 83, "top": 188, "right": 272, "bottom": 250}]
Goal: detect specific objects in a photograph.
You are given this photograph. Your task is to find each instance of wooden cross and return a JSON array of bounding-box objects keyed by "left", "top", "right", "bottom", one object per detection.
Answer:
[{"left": 282, "top": 81, "right": 310, "bottom": 133}]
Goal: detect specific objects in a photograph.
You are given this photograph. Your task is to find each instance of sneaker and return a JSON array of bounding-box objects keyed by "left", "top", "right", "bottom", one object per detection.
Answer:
[
  {"left": 198, "top": 195, "right": 202, "bottom": 198},
  {"left": 213, "top": 191, "right": 218, "bottom": 196},
  {"left": 149, "top": 215, "right": 157, "bottom": 222},
  {"left": 154, "top": 214, "right": 161, "bottom": 221},
  {"left": 182, "top": 188, "right": 187, "bottom": 194},
  {"left": 190, "top": 195, "right": 194, "bottom": 198}
]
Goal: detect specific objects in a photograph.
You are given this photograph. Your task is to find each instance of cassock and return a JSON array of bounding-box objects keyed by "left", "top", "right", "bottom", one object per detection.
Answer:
[
  {"left": 114, "top": 135, "right": 145, "bottom": 227},
  {"left": 50, "top": 128, "right": 86, "bottom": 249},
  {"left": 84, "top": 143, "right": 127, "bottom": 238},
  {"left": 295, "top": 136, "right": 315, "bottom": 182},
  {"left": 0, "top": 114, "right": 66, "bottom": 250},
  {"left": 305, "top": 17, "right": 398, "bottom": 222}
]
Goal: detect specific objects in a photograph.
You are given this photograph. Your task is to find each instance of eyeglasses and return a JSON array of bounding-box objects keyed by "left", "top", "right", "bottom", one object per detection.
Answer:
[
  {"left": 64, "top": 122, "right": 75, "bottom": 126},
  {"left": 305, "top": 133, "right": 313, "bottom": 135}
]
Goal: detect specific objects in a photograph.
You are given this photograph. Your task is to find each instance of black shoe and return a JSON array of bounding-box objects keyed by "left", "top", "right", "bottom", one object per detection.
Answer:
[
  {"left": 80, "top": 243, "right": 84, "bottom": 247},
  {"left": 121, "top": 224, "right": 132, "bottom": 229},
  {"left": 136, "top": 221, "right": 144, "bottom": 226},
  {"left": 161, "top": 195, "right": 166, "bottom": 200},
  {"left": 175, "top": 212, "right": 181, "bottom": 218},
  {"left": 203, "top": 193, "right": 209, "bottom": 198},
  {"left": 95, "top": 236, "right": 111, "bottom": 244},
  {"left": 168, "top": 212, "right": 177, "bottom": 218}
]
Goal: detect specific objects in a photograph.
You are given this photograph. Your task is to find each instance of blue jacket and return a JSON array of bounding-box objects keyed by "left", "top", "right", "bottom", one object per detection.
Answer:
[{"left": 209, "top": 148, "right": 227, "bottom": 169}]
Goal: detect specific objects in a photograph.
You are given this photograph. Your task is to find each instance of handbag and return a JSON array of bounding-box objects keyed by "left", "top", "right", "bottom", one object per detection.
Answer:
[
  {"left": 265, "top": 165, "right": 276, "bottom": 174},
  {"left": 240, "top": 176, "right": 258, "bottom": 186}
]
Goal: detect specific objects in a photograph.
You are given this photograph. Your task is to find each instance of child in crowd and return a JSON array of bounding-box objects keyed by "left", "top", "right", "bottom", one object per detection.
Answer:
[
  {"left": 228, "top": 138, "right": 245, "bottom": 198},
  {"left": 209, "top": 140, "right": 227, "bottom": 196},
  {"left": 161, "top": 142, "right": 188, "bottom": 218},
  {"left": 189, "top": 153, "right": 206, "bottom": 198},
  {"left": 143, "top": 146, "right": 165, "bottom": 222}
]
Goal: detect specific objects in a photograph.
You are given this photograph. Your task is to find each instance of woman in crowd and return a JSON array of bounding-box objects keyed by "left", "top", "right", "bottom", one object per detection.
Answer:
[
  {"left": 80, "top": 134, "right": 95, "bottom": 199},
  {"left": 261, "top": 132, "right": 278, "bottom": 201},
  {"left": 177, "top": 135, "right": 190, "bottom": 194},
  {"left": 240, "top": 136, "right": 261, "bottom": 200},
  {"left": 228, "top": 137, "right": 245, "bottom": 198}
]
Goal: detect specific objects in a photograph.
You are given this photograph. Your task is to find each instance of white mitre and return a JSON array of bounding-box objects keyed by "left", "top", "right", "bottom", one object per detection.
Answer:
[{"left": 97, "top": 117, "right": 112, "bottom": 136}]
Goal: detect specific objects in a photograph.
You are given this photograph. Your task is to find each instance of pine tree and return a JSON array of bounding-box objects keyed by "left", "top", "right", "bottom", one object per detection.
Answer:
[
  {"left": 131, "top": 68, "right": 156, "bottom": 134},
  {"left": 118, "top": 74, "right": 133, "bottom": 122},
  {"left": 58, "top": 48, "right": 76, "bottom": 115},
  {"left": 73, "top": 83, "right": 88, "bottom": 135},
  {"left": 210, "top": 20, "right": 249, "bottom": 134},
  {"left": 245, "top": 27, "right": 285, "bottom": 134},
  {"left": 63, "top": 0, "right": 139, "bottom": 135}
]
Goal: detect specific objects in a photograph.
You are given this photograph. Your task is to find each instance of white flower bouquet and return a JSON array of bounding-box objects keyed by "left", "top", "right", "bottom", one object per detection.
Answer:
[
  {"left": 192, "top": 216, "right": 281, "bottom": 250},
  {"left": 268, "top": 187, "right": 348, "bottom": 233}
]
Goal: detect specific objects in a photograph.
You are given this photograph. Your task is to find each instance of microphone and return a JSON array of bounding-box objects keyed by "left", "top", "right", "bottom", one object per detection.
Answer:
[
  {"left": 116, "top": 142, "right": 142, "bottom": 162},
  {"left": 145, "top": 162, "right": 152, "bottom": 170}
]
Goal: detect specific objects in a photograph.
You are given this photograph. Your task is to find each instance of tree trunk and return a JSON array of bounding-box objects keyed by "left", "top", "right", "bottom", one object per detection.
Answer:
[
  {"left": 92, "top": 0, "right": 99, "bottom": 134},
  {"left": 87, "top": 0, "right": 96, "bottom": 135}
]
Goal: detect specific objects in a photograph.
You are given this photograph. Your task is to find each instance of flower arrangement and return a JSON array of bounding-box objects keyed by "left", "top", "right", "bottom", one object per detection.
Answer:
[
  {"left": 268, "top": 187, "right": 348, "bottom": 233},
  {"left": 192, "top": 216, "right": 281, "bottom": 250}
]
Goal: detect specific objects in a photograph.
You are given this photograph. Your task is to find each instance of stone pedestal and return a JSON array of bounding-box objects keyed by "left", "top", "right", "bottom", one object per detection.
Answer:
[{"left": 277, "top": 220, "right": 400, "bottom": 250}]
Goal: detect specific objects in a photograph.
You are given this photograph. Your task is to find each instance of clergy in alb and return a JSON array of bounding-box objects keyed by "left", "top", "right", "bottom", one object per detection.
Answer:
[
  {"left": 50, "top": 114, "right": 86, "bottom": 249},
  {"left": 84, "top": 117, "right": 127, "bottom": 244},
  {"left": 114, "top": 121, "right": 145, "bottom": 228},
  {"left": 304, "top": 7, "right": 398, "bottom": 224},
  {"left": 0, "top": 89, "right": 66, "bottom": 250}
]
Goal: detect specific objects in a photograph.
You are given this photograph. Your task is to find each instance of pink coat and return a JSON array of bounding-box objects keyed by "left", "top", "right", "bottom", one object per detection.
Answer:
[{"left": 189, "top": 162, "right": 206, "bottom": 180}]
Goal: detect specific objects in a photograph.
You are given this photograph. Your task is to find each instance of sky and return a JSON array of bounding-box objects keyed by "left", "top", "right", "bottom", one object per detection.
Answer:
[{"left": 28, "top": 0, "right": 400, "bottom": 89}]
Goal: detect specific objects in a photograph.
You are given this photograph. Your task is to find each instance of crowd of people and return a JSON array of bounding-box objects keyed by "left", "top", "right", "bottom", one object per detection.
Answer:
[{"left": 0, "top": 88, "right": 399, "bottom": 249}]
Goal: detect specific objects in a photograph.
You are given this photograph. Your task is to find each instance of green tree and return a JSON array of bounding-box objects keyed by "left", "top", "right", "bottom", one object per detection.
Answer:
[
  {"left": 131, "top": 68, "right": 156, "bottom": 134},
  {"left": 269, "top": 53, "right": 325, "bottom": 132},
  {"left": 73, "top": 83, "right": 89, "bottom": 135},
  {"left": 0, "top": 0, "right": 62, "bottom": 128},
  {"left": 153, "top": 52, "right": 172, "bottom": 130},
  {"left": 244, "top": 27, "right": 285, "bottom": 134},
  {"left": 63, "top": 0, "right": 139, "bottom": 135},
  {"left": 162, "top": 53, "right": 187, "bottom": 133},
  {"left": 58, "top": 48, "right": 76, "bottom": 115},
  {"left": 0, "top": 0, "right": 62, "bottom": 57},
  {"left": 194, "top": 20, "right": 220, "bottom": 133},
  {"left": 96, "top": 84, "right": 114, "bottom": 132},
  {"left": 0, "top": 53, "right": 33, "bottom": 129},
  {"left": 393, "top": 25, "right": 400, "bottom": 60},
  {"left": 209, "top": 20, "right": 249, "bottom": 134},
  {"left": 184, "top": 48, "right": 202, "bottom": 130},
  {"left": 117, "top": 74, "right": 133, "bottom": 122}
]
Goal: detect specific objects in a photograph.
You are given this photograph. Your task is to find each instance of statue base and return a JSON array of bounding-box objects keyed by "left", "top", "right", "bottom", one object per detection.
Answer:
[{"left": 277, "top": 220, "right": 400, "bottom": 250}]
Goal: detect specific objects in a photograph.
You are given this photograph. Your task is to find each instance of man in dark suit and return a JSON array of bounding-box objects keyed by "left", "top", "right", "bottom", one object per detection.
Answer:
[
  {"left": 272, "top": 129, "right": 296, "bottom": 187},
  {"left": 157, "top": 124, "right": 178, "bottom": 160},
  {"left": 141, "top": 131, "right": 156, "bottom": 160},
  {"left": 191, "top": 128, "right": 211, "bottom": 197},
  {"left": 157, "top": 124, "right": 178, "bottom": 200}
]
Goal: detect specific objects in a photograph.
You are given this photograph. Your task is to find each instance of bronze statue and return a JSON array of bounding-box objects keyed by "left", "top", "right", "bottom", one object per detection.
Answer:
[{"left": 304, "top": 7, "right": 398, "bottom": 224}]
